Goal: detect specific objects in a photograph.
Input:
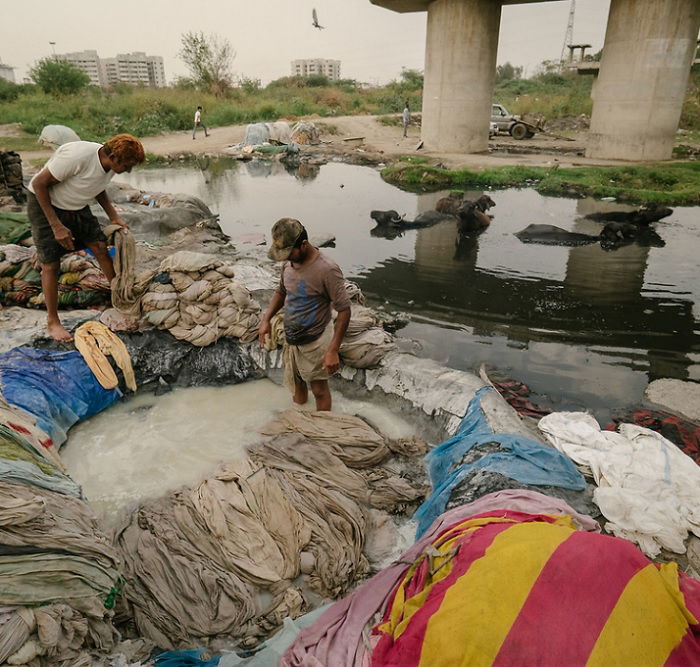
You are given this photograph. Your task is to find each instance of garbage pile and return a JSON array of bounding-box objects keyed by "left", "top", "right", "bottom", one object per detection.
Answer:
[{"left": 0, "top": 150, "right": 25, "bottom": 204}]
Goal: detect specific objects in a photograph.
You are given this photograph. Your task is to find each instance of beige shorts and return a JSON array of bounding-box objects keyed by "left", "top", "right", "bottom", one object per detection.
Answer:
[{"left": 283, "top": 324, "right": 333, "bottom": 390}]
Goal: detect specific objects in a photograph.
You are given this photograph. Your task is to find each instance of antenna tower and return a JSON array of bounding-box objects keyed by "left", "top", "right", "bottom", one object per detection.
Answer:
[{"left": 560, "top": 0, "right": 576, "bottom": 66}]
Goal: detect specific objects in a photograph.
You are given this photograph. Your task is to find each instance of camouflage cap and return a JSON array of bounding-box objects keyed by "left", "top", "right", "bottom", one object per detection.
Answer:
[{"left": 268, "top": 218, "right": 305, "bottom": 261}]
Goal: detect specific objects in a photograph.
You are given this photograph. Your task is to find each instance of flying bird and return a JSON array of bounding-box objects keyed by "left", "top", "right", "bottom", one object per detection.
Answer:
[{"left": 312, "top": 8, "right": 324, "bottom": 29}]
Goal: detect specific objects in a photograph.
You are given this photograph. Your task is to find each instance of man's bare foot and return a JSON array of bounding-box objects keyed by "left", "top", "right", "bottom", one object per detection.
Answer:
[{"left": 47, "top": 320, "right": 73, "bottom": 343}]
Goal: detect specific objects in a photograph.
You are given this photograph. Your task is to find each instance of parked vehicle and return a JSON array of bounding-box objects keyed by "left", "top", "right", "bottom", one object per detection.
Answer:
[{"left": 491, "top": 103, "right": 540, "bottom": 140}]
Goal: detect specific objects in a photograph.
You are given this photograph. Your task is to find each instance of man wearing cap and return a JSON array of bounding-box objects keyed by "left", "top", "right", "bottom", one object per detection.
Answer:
[
  {"left": 27, "top": 133, "right": 145, "bottom": 343},
  {"left": 259, "top": 218, "right": 351, "bottom": 411}
]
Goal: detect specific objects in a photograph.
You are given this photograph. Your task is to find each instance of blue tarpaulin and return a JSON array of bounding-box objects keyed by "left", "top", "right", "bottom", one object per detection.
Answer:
[
  {"left": 0, "top": 347, "right": 121, "bottom": 446},
  {"left": 413, "top": 386, "right": 585, "bottom": 536}
]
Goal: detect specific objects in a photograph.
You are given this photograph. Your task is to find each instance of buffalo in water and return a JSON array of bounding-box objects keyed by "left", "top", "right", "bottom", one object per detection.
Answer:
[
  {"left": 584, "top": 203, "right": 673, "bottom": 225},
  {"left": 515, "top": 222, "right": 665, "bottom": 249},
  {"left": 370, "top": 193, "right": 497, "bottom": 238}
]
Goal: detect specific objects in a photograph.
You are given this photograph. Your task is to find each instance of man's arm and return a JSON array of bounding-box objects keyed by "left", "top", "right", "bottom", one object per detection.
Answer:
[
  {"left": 95, "top": 191, "right": 129, "bottom": 231},
  {"left": 323, "top": 307, "right": 351, "bottom": 375},
  {"left": 31, "top": 168, "right": 75, "bottom": 251},
  {"left": 258, "top": 290, "right": 286, "bottom": 345}
]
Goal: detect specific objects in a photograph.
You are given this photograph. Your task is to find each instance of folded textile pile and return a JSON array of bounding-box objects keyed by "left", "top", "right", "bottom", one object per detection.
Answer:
[
  {"left": 539, "top": 411, "right": 700, "bottom": 557},
  {"left": 127, "top": 251, "right": 261, "bottom": 347},
  {"left": 0, "top": 245, "right": 110, "bottom": 308},
  {"left": 114, "top": 412, "right": 423, "bottom": 650}
]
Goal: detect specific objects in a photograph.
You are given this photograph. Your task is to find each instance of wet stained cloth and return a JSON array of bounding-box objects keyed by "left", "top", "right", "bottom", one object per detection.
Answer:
[
  {"left": 114, "top": 417, "right": 417, "bottom": 649},
  {"left": 371, "top": 512, "right": 700, "bottom": 667},
  {"left": 281, "top": 490, "right": 600, "bottom": 667},
  {"left": 74, "top": 321, "right": 136, "bottom": 391},
  {"left": 260, "top": 409, "right": 390, "bottom": 468}
]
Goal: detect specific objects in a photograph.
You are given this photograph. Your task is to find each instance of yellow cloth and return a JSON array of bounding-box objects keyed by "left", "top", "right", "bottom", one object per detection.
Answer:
[{"left": 74, "top": 321, "right": 137, "bottom": 391}]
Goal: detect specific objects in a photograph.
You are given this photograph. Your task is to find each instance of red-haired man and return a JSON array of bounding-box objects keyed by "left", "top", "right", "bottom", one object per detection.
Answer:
[{"left": 27, "top": 134, "right": 145, "bottom": 342}]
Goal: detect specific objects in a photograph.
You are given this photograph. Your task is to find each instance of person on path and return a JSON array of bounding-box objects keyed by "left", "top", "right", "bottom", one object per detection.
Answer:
[
  {"left": 27, "top": 133, "right": 145, "bottom": 343},
  {"left": 402, "top": 100, "right": 411, "bottom": 138},
  {"left": 192, "top": 106, "right": 209, "bottom": 139},
  {"left": 258, "top": 218, "right": 351, "bottom": 411}
]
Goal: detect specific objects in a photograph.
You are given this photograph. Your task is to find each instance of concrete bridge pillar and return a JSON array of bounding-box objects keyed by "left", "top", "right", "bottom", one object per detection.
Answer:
[
  {"left": 422, "top": 0, "right": 501, "bottom": 152},
  {"left": 587, "top": 0, "right": 700, "bottom": 161}
]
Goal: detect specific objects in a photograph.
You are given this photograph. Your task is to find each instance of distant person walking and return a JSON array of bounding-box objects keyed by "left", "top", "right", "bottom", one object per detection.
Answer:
[
  {"left": 402, "top": 100, "right": 411, "bottom": 138},
  {"left": 192, "top": 106, "right": 209, "bottom": 140}
]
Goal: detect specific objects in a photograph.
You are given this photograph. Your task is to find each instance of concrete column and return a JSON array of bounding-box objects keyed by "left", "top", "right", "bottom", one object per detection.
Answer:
[
  {"left": 587, "top": 0, "right": 700, "bottom": 161},
  {"left": 421, "top": 0, "right": 501, "bottom": 153}
]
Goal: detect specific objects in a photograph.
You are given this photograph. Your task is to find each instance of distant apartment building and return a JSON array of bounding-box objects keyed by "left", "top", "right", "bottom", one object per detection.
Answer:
[
  {"left": 291, "top": 59, "right": 341, "bottom": 81},
  {"left": 61, "top": 50, "right": 102, "bottom": 86},
  {"left": 0, "top": 61, "right": 15, "bottom": 83},
  {"left": 57, "top": 50, "right": 166, "bottom": 87}
]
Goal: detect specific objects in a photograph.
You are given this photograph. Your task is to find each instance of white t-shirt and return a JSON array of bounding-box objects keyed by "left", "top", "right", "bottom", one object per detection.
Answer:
[
  {"left": 194, "top": 110, "right": 201, "bottom": 123},
  {"left": 28, "top": 141, "right": 113, "bottom": 211}
]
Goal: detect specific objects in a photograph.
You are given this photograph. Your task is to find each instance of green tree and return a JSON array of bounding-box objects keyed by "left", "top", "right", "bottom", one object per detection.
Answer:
[
  {"left": 178, "top": 31, "right": 235, "bottom": 96},
  {"left": 399, "top": 68, "right": 423, "bottom": 90},
  {"left": 29, "top": 58, "right": 90, "bottom": 95},
  {"left": 495, "top": 62, "right": 523, "bottom": 83}
]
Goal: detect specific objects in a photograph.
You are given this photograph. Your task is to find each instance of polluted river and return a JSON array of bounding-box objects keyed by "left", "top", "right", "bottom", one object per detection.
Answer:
[{"left": 112, "top": 158, "right": 700, "bottom": 422}]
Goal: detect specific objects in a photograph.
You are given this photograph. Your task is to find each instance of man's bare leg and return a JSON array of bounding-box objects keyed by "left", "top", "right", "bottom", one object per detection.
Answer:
[
  {"left": 41, "top": 262, "right": 72, "bottom": 343},
  {"left": 310, "top": 380, "right": 331, "bottom": 411},
  {"left": 85, "top": 241, "right": 116, "bottom": 282},
  {"left": 293, "top": 378, "right": 309, "bottom": 405}
]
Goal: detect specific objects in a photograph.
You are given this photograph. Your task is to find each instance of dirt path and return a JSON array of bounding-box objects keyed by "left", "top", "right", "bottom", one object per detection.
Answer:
[{"left": 10, "top": 115, "right": 656, "bottom": 170}]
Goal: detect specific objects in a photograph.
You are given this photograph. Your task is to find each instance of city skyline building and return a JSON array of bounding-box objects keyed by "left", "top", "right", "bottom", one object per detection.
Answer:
[
  {"left": 291, "top": 58, "right": 341, "bottom": 81},
  {"left": 57, "top": 49, "right": 166, "bottom": 87},
  {"left": 0, "top": 61, "right": 15, "bottom": 83}
]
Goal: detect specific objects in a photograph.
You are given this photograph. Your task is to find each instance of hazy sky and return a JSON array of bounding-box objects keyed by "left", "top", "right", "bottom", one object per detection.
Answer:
[{"left": 1, "top": 0, "right": 610, "bottom": 85}]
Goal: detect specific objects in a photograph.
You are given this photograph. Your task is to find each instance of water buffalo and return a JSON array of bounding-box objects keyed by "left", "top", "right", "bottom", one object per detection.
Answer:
[{"left": 585, "top": 203, "right": 673, "bottom": 225}]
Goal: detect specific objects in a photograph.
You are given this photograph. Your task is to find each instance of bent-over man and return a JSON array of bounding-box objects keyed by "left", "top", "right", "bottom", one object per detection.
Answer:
[
  {"left": 258, "top": 218, "right": 351, "bottom": 411},
  {"left": 27, "top": 133, "right": 145, "bottom": 342}
]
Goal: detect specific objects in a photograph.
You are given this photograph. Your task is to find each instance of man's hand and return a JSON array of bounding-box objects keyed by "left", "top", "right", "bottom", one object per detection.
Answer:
[
  {"left": 52, "top": 223, "right": 75, "bottom": 251},
  {"left": 258, "top": 319, "right": 272, "bottom": 346},
  {"left": 323, "top": 349, "right": 340, "bottom": 375},
  {"left": 111, "top": 216, "right": 130, "bottom": 234}
]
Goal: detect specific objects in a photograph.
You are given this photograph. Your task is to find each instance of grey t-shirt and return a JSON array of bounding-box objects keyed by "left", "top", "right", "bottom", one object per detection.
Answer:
[{"left": 276, "top": 251, "right": 351, "bottom": 345}]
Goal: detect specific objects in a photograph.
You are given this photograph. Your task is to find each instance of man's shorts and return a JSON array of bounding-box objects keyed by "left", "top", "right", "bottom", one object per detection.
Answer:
[
  {"left": 28, "top": 192, "right": 107, "bottom": 264},
  {"left": 283, "top": 324, "right": 333, "bottom": 391}
]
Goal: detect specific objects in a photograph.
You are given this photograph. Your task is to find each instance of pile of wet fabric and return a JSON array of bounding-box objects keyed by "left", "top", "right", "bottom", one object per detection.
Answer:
[
  {"left": 114, "top": 410, "right": 425, "bottom": 651},
  {"left": 156, "top": 488, "right": 700, "bottom": 666},
  {"left": 263, "top": 282, "right": 395, "bottom": 369},
  {"left": 538, "top": 411, "right": 700, "bottom": 558},
  {"left": 0, "top": 366, "right": 124, "bottom": 665},
  {"left": 0, "top": 244, "right": 110, "bottom": 308}
]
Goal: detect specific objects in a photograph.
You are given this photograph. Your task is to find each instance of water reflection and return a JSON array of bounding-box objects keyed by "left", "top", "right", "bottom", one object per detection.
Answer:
[{"left": 114, "top": 162, "right": 700, "bottom": 419}]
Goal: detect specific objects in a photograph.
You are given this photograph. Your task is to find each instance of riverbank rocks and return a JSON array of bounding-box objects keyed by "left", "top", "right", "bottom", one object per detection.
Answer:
[{"left": 645, "top": 378, "right": 700, "bottom": 422}]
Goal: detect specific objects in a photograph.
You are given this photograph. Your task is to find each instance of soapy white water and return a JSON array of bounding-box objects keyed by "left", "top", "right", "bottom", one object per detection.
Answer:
[{"left": 61, "top": 379, "right": 415, "bottom": 520}]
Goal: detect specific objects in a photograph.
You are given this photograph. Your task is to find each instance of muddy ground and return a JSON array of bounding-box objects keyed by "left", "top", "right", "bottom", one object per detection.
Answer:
[{"left": 11, "top": 114, "right": 692, "bottom": 172}]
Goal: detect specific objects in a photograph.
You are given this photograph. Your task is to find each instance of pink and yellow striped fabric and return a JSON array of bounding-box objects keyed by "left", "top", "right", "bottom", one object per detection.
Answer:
[{"left": 372, "top": 511, "right": 700, "bottom": 666}]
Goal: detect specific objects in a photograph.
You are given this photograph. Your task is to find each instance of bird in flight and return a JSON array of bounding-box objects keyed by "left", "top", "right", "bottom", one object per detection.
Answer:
[{"left": 312, "top": 8, "right": 324, "bottom": 29}]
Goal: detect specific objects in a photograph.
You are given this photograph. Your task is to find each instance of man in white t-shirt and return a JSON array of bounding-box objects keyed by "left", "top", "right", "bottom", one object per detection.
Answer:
[
  {"left": 402, "top": 100, "right": 411, "bottom": 138},
  {"left": 27, "top": 133, "right": 145, "bottom": 342},
  {"left": 192, "top": 106, "right": 209, "bottom": 139}
]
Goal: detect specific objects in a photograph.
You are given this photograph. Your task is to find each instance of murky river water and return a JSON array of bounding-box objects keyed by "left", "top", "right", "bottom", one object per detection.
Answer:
[{"left": 114, "top": 160, "right": 700, "bottom": 422}]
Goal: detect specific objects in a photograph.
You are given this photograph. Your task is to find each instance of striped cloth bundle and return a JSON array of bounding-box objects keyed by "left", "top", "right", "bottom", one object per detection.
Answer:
[{"left": 372, "top": 511, "right": 700, "bottom": 666}]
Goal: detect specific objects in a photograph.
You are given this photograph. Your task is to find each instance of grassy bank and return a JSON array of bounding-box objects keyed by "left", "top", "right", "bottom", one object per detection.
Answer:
[
  {"left": 382, "top": 160, "right": 700, "bottom": 205},
  {"left": 0, "top": 76, "right": 423, "bottom": 144}
]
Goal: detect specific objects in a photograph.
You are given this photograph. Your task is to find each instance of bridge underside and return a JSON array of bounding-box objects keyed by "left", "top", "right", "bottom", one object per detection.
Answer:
[{"left": 371, "top": 0, "right": 700, "bottom": 160}]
